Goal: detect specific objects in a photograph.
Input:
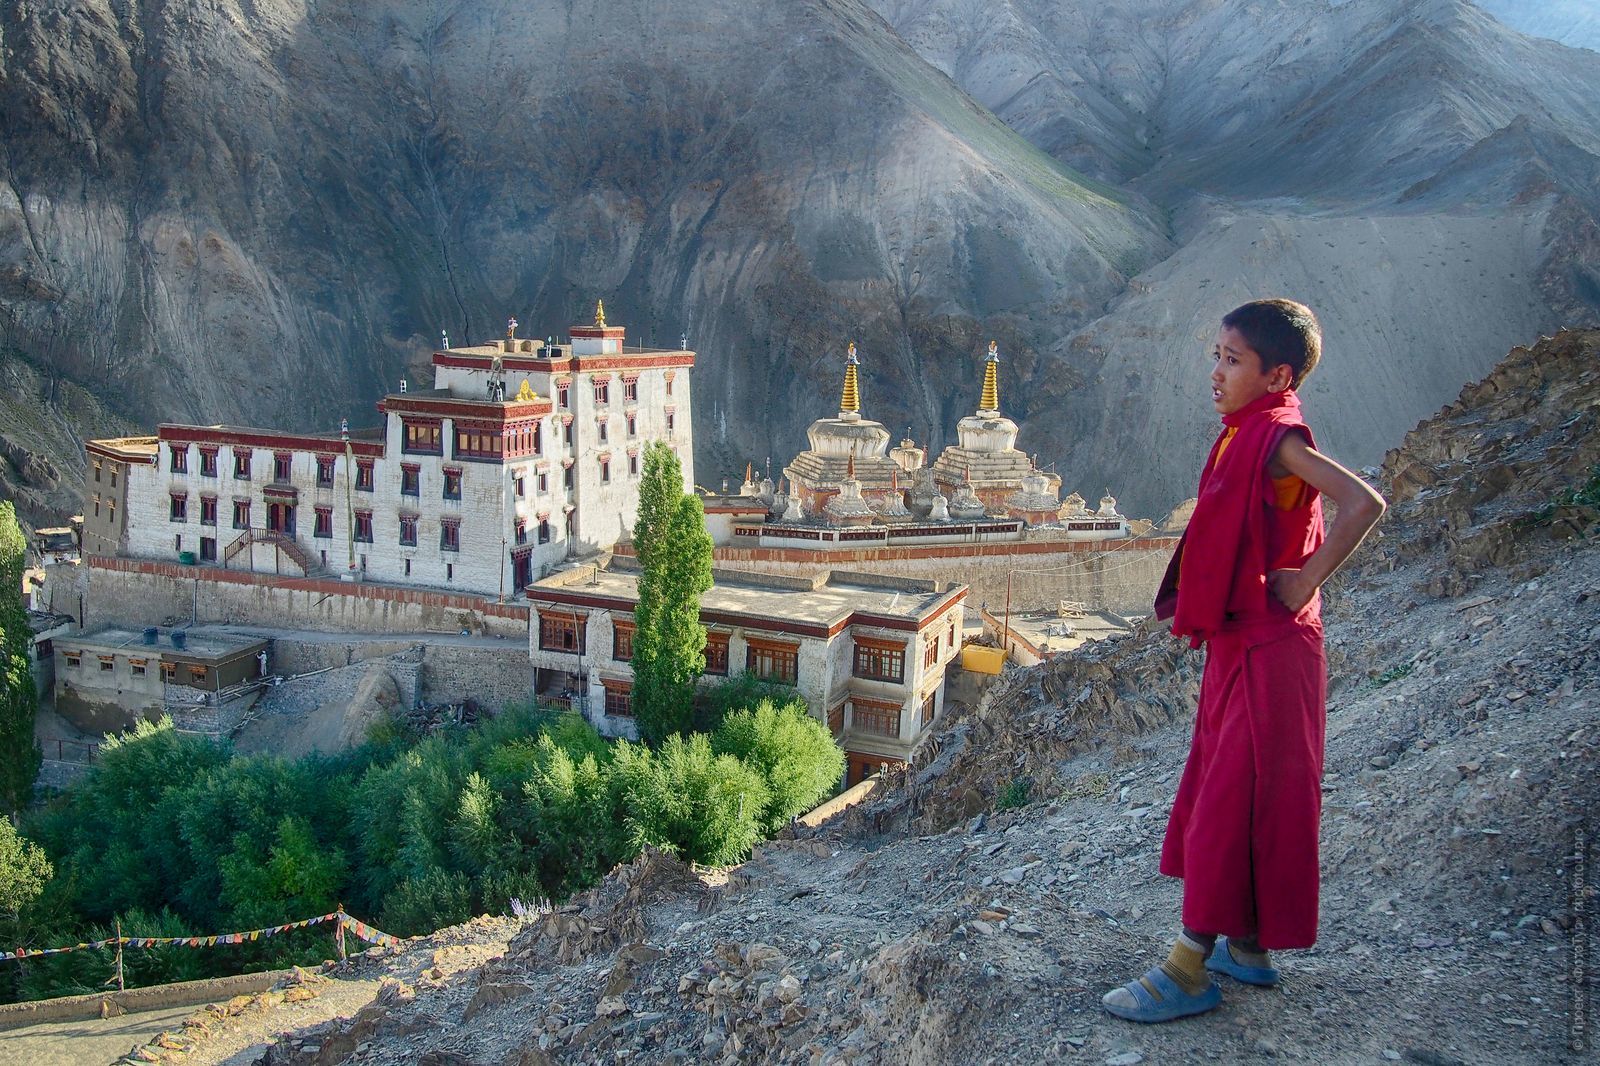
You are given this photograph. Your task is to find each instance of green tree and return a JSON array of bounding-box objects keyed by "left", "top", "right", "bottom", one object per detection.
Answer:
[
  {"left": 0, "top": 818, "right": 50, "bottom": 924},
  {"left": 614, "top": 734, "right": 768, "bottom": 866},
  {"left": 630, "top": 443, "right": 713, "bottom": 745},
  {"left": 712, "top": 699, "right": 844, "bottom": 833},
  {"left": 0, "top": 501, "right": 41, "bottom": 817}
]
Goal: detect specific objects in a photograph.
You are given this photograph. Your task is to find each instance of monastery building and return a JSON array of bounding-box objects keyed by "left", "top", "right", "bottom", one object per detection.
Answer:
[{"left": 83, "top": 306, "right": 693, "bottom": 599}]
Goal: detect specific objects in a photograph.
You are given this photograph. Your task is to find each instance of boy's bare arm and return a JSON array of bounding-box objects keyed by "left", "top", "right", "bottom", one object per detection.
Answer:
[{"left": 1267, "top": 433, "right": 1387, "bottom": 612}]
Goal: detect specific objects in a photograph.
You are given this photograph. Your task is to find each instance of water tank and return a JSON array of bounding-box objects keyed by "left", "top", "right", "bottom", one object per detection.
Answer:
[
  {"left": 142, "top": 627, "right": 159, "bottom": 646},
  {"left": 171, "top": 630, "right": 188, "bottom": 650}
]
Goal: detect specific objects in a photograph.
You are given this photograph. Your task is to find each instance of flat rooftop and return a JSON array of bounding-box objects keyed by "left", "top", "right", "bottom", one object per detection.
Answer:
[
  {"left": 86, "top": 436, "right": 158, "bottom": 458},
  {"left": 531, "top": 563, "right": 963, "bottom": 632},
  {"left": 992, "top": 608, "right": 1133, "bottom": 656},
  {"left": 63, "top": 625, "right": 269, "bottom": 660}
]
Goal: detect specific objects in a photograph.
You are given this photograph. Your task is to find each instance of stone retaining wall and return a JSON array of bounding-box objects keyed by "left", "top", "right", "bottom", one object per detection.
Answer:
[{"left": 85, "top": 557, "right": 530, "bottom": 640}]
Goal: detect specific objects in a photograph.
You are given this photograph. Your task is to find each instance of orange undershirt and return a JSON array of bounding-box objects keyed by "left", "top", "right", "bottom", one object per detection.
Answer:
[{"left": 1215, "top": 426, "right": 1311, "bottom": 511}]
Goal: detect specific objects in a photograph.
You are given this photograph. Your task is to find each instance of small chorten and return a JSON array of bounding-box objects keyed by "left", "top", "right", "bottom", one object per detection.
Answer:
[
  {"left": 890, "top": 437, "right": 925, "bottom": 475},
  {"left": 948, "top": 475, "right": 988, "bottom": 521},
  {"left": 927, "top": 493, "right": 951, "bottom": 521},
  {"left": 740, "top": 462, "right": 759, "bottom": 497},
  {"left": 906, "top": 466, "right": 942, "bottom": 518},
  {"left": 1006, "top": 468, "right": 1061, "bottom": 522},
  {"left": 1060, "top": 491, "right": 1087, "bottom": 518},
  {"left": 875, "top": 469, "right": 912, "bottom": 519},
  {"left": 1096, "top": 489, "right": 1122, "bottom": 518},
  {"left": 824, "top": 451, "right": 877, "bottom": 525}
]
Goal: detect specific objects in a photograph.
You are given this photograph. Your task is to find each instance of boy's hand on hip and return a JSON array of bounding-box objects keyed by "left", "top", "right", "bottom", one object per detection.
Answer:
[{"left": 1268, "top": 569, "right": 1317, "bottom": 612}]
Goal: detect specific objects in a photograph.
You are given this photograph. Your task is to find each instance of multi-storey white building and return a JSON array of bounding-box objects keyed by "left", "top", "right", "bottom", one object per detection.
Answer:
[{"left": 86, "top": 310, "right": 694, "bottom": 598}]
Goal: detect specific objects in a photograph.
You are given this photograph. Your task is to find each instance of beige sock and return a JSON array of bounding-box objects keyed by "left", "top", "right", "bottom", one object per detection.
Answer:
[{"left": 1146, "top": 932, "right": 1212, "bottom": 997}]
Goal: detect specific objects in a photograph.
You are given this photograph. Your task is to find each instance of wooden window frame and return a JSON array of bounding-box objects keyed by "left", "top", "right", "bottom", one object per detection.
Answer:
[
  {"left": 852, "top": 638, "right": 906, "bottom": 684},
  {"left": 538, "top": 612, "right": 586, "bottom": 654},
  {"left": 170, "top": 446, "right": 188, "bottom": 474},
  {"left": 703, "top": 633, "right": 730, "bottom": 676},
  {"left": 602, "top": 678, "right": 634, "bottom": 718},
  {"left": 851, "top": 698, "right": 901, "bottom": 738},
  {"left": 612, "top": 620, "right": 635, "bottom": 662},
  {"left": 745, "top": 638, "right": 799, "bottom": 686},
  {"left": 440, "top": 517, "right": 461, "bottom": 552},
  {"left": 316, "top": 454, "right": 336, "bottom": 487}
]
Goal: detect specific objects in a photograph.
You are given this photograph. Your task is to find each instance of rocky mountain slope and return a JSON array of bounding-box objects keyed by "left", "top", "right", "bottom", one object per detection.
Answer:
[
  {"left": 3, "top": 0, "right": 1599, "bottom": 524},
  {"left": 137, "top": 330, "right": 1598, "bottom": 1064}
]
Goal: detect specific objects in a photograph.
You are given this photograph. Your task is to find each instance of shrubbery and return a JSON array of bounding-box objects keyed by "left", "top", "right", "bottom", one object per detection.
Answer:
[{"left": 2, "top": 695, "right": 844, "bottom": 1002}]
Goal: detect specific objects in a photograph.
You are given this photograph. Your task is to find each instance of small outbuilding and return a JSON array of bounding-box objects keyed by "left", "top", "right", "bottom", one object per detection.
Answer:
[{"left": 53, "top": 626, "right": 270, "bottom": 736}]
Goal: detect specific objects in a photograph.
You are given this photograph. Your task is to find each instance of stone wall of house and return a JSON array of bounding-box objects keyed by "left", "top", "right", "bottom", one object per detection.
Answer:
[{"left": 419, "top": 644, "right": 533, "bottom": 710}]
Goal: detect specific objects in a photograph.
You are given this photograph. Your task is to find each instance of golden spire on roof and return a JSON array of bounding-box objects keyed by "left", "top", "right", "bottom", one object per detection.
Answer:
[
  {"left": 840, "top": 342, "right": 861, "bottom": 414},
  {"left": 979, "top": 340, "right": 1000, "bottom": 414},
  {"left": 595, "top": 299, "right": 607, "bottom": 327}
]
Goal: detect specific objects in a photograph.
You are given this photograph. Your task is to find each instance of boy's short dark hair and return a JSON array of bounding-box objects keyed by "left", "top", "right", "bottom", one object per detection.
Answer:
[{"left": 1222, "top": 299, "right": 1322, "bottom": 388}]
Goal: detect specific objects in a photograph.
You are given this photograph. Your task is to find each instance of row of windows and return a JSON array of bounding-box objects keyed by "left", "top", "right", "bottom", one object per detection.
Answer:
[
  {"left": 542, "top": 615, "right": 954, "bottom": 694},
  {"left": 556, "top": 374, "right": 661, "bottom": 411},
  {"left": 61, "top": 652, "right": 205, "bottom": 683},
  {"left": 539, "top": 617, "right": 734, "bottom": 677}
]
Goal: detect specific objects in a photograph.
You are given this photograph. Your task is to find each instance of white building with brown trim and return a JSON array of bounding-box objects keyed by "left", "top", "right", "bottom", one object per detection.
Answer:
[
  {"left": 526, "top": 561, "right": 968, "bottom": 785},
  {"left": 84, "top": 309, "right": 693, "bottom": 598}
]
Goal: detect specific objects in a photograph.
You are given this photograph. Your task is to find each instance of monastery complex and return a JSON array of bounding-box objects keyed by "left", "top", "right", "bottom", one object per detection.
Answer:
[{"left": 58, "top": 309, "right": 1177, "bottom": 782}]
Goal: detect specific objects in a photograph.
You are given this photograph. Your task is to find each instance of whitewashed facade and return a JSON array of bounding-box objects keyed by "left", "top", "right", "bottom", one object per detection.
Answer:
[{"left": 93, "top": 315, "right": 694, "bottom": 598}]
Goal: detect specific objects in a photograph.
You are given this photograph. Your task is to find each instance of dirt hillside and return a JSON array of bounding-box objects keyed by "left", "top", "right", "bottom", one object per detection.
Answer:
[{"left": 135, "top": 330, "right": 1598, "bottom": 1064}]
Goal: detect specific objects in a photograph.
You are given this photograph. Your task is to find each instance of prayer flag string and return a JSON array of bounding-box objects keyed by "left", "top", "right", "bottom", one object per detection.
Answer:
[{"left": 0, "top": 909, "right": 399, "bottom": 963}]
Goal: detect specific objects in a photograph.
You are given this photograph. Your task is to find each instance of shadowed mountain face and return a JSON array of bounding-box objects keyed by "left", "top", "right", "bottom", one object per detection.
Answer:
[{"left": 1, "top": 0, "right": 1597, "bottom": 524}]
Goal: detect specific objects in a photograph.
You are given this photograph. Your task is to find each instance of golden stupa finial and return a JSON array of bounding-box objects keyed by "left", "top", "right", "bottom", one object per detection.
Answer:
[
  {"left": 745, "top": 461, "right": 754, "bottom": 483},
  {"left": 979, "top": 340, "right": 1000, "bottom": 413},
  {"left": 840, "top": 342, "right": 861, "bottom": 414},
  {"left": 515, "top": 379, "right": 536, "bottom": 402},
  {"left": 595, "top": 299, "right": 606, "bottom": 327}
]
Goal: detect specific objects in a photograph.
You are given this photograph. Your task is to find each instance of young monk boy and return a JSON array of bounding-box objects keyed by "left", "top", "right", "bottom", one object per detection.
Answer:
[{"left": 1102, "top": 298, "right": 1387, "bottom": 1023}]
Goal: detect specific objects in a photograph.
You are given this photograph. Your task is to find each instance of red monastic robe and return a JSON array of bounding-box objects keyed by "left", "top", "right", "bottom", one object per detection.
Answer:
[{"left": 1154, "top": 389, "right": 1327, "bottom": 950}]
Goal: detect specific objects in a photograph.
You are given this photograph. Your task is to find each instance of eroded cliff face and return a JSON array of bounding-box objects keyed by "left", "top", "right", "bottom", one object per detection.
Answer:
[
  {"left": 2, "top": 0, "right": 1598, "bottom": 525},
  {"left": 0, "top": 0, "right": 1167, "bottom": 512}
]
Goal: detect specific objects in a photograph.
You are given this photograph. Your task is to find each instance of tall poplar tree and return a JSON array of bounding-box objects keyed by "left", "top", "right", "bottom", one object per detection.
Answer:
[
  {"left": 0, "top": 502, "right": 42, "bottom": 818},
  {"left": 630, "top": 444, "right": 713, "bottom": 745}
]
